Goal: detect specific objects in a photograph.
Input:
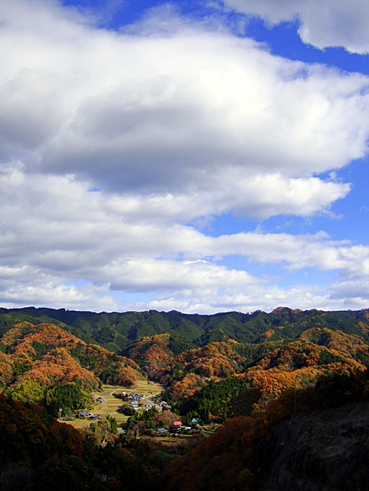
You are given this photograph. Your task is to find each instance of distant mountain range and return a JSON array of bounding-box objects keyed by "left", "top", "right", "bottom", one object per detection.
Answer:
[
  {"left": 1, "top": 306, "right": 369, "bottom": 416},
  {"left": 2, "top": 306, "right": 369, "bottom": 351},
  {"left": 2, "top": 306, "right": 369, "bottom": 491}
]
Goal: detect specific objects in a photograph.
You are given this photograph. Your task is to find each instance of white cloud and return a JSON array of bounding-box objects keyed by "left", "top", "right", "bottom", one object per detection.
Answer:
[
  {"left": 0, "top": 164, "right": 368, "bottom": 312},
  {"left": 329, "top": 278, "right": 369, "bottom": 305},
  {"left": 1, "top": 0, "right": 369, "bottom": 204},
  {"left": 40, "top": 34, "right": 369, "bottom": 196},
  {"left": 0, "top": 276, "right": 118, "bottom": 312},
  {"left": 123, "top": 283, "right": 365, "bottom": 315},
  {"left": 210, "top": 173, "right": 350, "bottom": 219},
  {"left": 222, "top": 0, "right": 369, "bottom": 53},
  {"left": 0, "top": 0, "right": 368, "bottom": 313}
]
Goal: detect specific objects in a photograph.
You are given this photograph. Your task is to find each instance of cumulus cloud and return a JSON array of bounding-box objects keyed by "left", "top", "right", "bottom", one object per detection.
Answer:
[
  {"left": 0, "top": 164, "right": 368, "bottom": 312},
  {"left": 222, "top": 0, "right": 369, "bottom": 53},
  {"left": 0, "top": 0, "right": 368, "bottom": 313},
  {"left": 0, "top": 275, "right": 118, "bottom": 312},
  {"left": 1, "top": 0, "right": 369, "bottom": 205},
  {"left": 124, "top": 283, "right": 367, "bottom": 315},
  {"left": 40, "top": 32, "right": 369, "bottom": 197},
  {"left": 330, "top": 278, "right": 369, "bottom": 305}
]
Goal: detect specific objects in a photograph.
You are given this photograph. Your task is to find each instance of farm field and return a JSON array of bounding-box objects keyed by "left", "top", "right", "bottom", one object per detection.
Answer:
[{"left": 64, "top": 380, "right": 163, "bottom": 429}]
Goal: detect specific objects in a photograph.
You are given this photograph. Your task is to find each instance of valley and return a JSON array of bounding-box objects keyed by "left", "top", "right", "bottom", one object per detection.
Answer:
[
  {"left": 67, "top": 381, "right": 164, "bottom": 429},
  {"left": 1, "top": 306, "right": 369, "bottom": 490}
]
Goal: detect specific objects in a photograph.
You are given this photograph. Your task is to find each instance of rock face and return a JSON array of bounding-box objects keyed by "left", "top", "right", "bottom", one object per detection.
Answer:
[{"left": 259, "top": 401, "right": 369, "bottom": 491}]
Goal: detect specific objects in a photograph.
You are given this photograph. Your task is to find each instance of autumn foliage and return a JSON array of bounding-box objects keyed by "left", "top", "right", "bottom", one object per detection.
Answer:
[
  {"left": 0, "top": 308, "right": 369, "bottom": 490},
  {"left": 0, "top": 322, "right": 144, "bottom": 408},
  {"left": 165, "top": 368, "right": 369, "bottom": 491}
]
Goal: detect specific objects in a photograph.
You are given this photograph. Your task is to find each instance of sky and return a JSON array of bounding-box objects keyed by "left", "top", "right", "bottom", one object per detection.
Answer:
[{"left": 0, "top": 0, "right": 369, "bottom": 314}]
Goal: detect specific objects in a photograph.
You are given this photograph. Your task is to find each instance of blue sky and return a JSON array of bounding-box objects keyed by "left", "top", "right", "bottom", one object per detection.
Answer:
[{"left": 0, "top": 0, "right": 369, "bottom": 314}]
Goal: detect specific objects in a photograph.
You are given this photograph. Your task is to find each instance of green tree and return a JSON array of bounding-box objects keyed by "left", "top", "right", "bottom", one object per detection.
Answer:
[
  {"left": 106, "top": 414, "right": 118, "bottom": 434},
  {"left": 45, "top": 383, "right": 93, "bottom": 417}
]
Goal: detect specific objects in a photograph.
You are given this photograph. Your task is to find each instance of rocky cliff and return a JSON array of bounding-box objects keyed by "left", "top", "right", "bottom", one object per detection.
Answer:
[{"left": 259, "top": 401, "right": 369, "bottom": 491}]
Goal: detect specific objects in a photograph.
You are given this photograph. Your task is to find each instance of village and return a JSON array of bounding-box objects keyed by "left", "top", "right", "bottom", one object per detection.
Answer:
[{"left": 72, "top": 384, "right": 205, "bottom": 438}]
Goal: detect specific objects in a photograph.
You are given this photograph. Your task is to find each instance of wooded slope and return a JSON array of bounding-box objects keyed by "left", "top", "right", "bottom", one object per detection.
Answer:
[
  {"left": 0, "top": 321, "right": 144, "bottom": 409},
  {"left": 1, "top": 306, "right": 369, "bottom": 351}
]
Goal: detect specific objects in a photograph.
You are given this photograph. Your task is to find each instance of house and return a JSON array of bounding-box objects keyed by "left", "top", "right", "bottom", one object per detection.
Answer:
[
  {"left": 191, "top": 417, "right": 203, "bottom": 425},
  {"left": 146, "top": 403, "right": 157, "bottom": 409},
  {"left": 157, "top": 428, "right": 169, "bottom": 434},
  {"left": 161, "top": 403, "right": 172, "bottom": 410},
  {"left": 78, "top": 412, "right": 96, "bottom": 419},
  {"left": 169, "top": 421, "right": 182, "bottom": 432}
]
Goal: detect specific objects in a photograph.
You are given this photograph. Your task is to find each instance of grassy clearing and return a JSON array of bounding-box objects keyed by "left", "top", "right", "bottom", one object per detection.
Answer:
[{"left": 63, "top": 418, "right": 92, "bottom": 430}]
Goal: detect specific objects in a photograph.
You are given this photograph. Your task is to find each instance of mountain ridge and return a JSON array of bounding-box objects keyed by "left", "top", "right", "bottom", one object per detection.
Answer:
[
  {"left": 1, "top": 306, "right": 369, "bottom": 352},
  {"left": 0, "top": 321, "right": 144, "bottom": 411},
  {"left": 1, "top": 306, "right": 369, "bottom": 490}
]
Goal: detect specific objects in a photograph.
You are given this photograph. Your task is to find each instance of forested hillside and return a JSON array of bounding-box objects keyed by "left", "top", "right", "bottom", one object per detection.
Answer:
[
  {"left": 0, "top": 392, "right": 165, "bottom": 491},
  {"left": 0, "top": 321, "right": 144, "bottom": 414},
  {"left": 1, "top": 307, "right": 369, "bottom": 490},
  {"left": 1, "top": 307, "right": 369, "bottom": 420},
  {"left": 1, "top": 306, "right": 369, "bottom": 351},
  {"left": 164, "top": 369, "right": 369, "bottom": 491}
]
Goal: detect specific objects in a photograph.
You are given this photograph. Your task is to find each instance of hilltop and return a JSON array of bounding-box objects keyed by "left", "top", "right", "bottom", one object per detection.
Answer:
[
  {"left": 1, "top": 306, "right": 369, "bottom": 350},
  {"left": 0, "top": 321, "right": 144, "bottom": 414},
  {"left": 1, "top": 307, "right": 369, "bottom": 417},
  {"left": 1, "top": 307, "right": 369, "bottom": 489}
]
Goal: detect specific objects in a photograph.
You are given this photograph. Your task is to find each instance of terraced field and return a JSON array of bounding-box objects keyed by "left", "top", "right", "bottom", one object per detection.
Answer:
[
  {"left": 66, "top": 380, "right": 163, "bottom": 429},
  {"left": 95, "top": 381, "right": 163, "bottom": 423}
]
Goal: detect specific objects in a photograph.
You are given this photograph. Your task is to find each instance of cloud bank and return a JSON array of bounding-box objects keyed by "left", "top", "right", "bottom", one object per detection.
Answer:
[{"left": 0, "top": 0, "right": 368, "bottom": 313}]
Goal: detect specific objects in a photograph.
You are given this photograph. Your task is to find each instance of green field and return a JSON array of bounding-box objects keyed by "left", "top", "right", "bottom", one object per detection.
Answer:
[{"left": 65, "top": 380, "right": 163, "bottom": 429}]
